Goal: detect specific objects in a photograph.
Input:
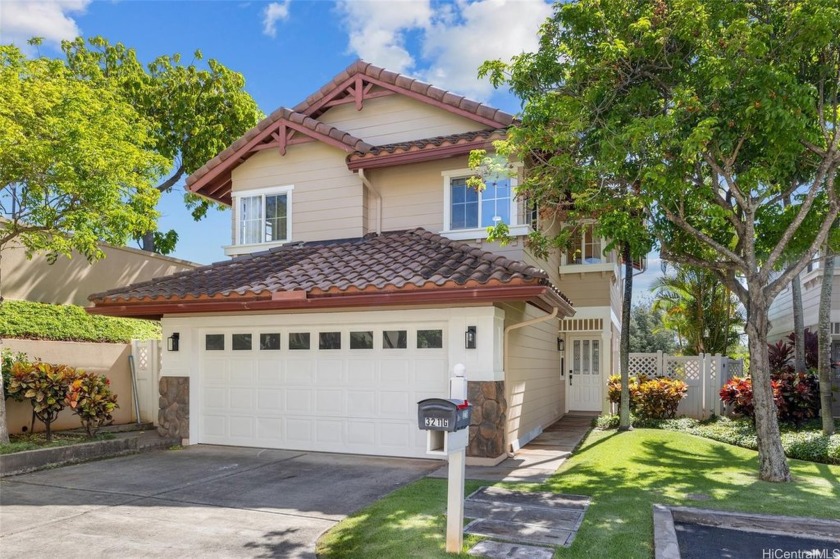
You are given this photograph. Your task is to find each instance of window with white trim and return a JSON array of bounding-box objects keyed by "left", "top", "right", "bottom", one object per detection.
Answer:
[
  {"left": 443, "top": 169, "right": 523, "bottom": 238},
  {"left": 563, "top": 224, "right": 605, "bottom": 265},
  {"left": 233, "top": 185, "right": 292, "bottom": 246}
]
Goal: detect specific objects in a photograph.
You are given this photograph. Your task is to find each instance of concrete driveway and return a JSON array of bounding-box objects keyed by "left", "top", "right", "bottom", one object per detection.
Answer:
[{"left": 0, "top": 445, "right": 439, "bottom": 558}]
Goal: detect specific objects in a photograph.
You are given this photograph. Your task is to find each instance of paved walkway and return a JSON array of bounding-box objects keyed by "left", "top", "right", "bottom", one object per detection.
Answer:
[{"left": 429, "top": 413, "right": 595, "bottom": 483}]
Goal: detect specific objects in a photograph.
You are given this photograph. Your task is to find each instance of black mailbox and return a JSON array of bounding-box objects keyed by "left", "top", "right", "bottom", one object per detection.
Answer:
[{"left": 417, "top": 398, "right": 472, "bottom": 432}]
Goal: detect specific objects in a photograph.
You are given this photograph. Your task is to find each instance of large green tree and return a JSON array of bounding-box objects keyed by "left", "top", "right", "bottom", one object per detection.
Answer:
[
  {"left": 629, "top": 298, "right": 676, "bottom": 354},
  {"left": 653, "top": 266, "right": 743, "bottom": 356},
  {"left": 61, "top": 37, "right": 262, "bottom": 253},
  {"left": 0, "top": 42, "right": 165, "bottom": 443},
  {"left": 480, "top": 0, "right": 839, "bottom": 482}
]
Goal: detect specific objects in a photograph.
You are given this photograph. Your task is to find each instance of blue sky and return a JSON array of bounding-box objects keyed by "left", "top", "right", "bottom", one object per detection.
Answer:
[{"left": 0, "top": 0, "right": 661, "bottom": 295}]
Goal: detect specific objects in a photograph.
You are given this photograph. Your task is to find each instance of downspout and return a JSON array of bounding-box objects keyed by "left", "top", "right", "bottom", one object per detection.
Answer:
[
  {"left": 358, "top": 168, "right": 381, "bottom": 234},
  {"left": 502, "top": 306, "right": 560, "bottom": 456}
]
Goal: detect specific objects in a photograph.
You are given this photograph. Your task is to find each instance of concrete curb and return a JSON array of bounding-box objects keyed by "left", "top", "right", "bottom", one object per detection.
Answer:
[
  {"left": 0, "top": 433, "right": 178, "bottom": 477},
  {"left": 652, "top": 504, "right": 840, "bottom": 559}
]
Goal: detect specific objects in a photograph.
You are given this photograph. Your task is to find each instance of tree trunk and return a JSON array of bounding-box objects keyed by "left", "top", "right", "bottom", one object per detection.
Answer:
[
  {"left": 619, "top": 243, "right": 633, "bottom": 431},
  {"left": 817, "top": 248, "right": 835, "bottom": 436},
  {"left": 140, "top": 230, "right": 155, "bottom": 253},
  {"left": 0, "top": 251, "right": 8, "bottom": 444},
  {"left": 745, "top": 286, "right": 791, "bottom": 482},
  {"left": 791, "top": 274, "right": 806, "bottom": 372},
  {"left": 0, "top": 345, "right": 8, "bottom": 444}
]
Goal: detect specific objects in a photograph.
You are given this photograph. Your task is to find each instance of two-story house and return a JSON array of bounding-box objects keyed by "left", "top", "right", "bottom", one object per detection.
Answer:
[{"left": 89, "top": 61, "right": 624, "bottom": 463}]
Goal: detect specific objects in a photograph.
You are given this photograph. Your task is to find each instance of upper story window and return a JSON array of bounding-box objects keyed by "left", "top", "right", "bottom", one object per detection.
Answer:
[
  {"left": 232, "top": 185, "right": 293, "bottom": 248},
  {"left": 565, "top": 225, "right": 603, "bottom": 265},
  {"left": 442, "top": 168, "right": 528, "bottom": 241}
]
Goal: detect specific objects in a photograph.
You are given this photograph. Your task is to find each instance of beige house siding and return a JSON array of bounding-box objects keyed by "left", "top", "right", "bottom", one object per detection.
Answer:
[
  {"left": 499, "top": 302, "right": 564, "bottom": 451},
  {"left": 555, "top": 272, "right": 615, "bottom": 308},
  {"left": 0, "top": 240, "right": 198, "bottom": 307},
  {"left": 319, "top": 94, "right": 487, "bottom": 145},
  {"left": 231, "top": 143, "right": 364, "bottom": 243},
  {"left": 2, "top": 339, "right": 135, "bottom": 434}
]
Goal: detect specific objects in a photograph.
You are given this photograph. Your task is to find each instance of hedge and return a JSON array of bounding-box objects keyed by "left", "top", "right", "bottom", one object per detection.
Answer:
[{"left": 0, "top": 300, "right": 160, "bottom": 343}]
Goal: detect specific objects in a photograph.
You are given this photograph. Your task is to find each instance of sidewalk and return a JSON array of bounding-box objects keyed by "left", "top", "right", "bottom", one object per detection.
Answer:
[{"left": 428, "top": 413, "right": 595, "bottom": 483}]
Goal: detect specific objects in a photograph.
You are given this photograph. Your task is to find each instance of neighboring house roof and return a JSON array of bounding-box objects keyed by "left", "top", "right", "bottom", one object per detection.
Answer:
[
  {"left": 88, "top": 228, "right": 573, "bottom": 319},
  {"left": 186, "top": 59, "right": 516, "bottom": 204}
]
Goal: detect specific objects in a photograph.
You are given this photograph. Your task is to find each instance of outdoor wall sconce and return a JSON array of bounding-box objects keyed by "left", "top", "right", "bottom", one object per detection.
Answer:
[
  {"left": 465, "top": 326, "right": 477, "bottom": 349},
  {"left": 557, "top": 337, "right": 565, "bottom": 352},
  {"left": 167, "top": 332, "right": 180, "bottom": 352}
]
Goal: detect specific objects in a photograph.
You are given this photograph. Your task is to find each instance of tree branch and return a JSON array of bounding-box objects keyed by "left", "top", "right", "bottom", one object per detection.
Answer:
[
  {"left": 156, "top": 164, "right": 186, "bottom": 193},
  {"left": 766, "top": 168, "right": 840, "bottom": 302},
  {"left": 662, "top": 206, "right": 747, "bottom": 269}
]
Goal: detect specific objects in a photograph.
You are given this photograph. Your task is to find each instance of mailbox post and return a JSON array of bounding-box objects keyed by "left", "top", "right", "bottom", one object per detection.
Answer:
[{"left": 417, "top": 364, "right": 471, "bottom": 553}]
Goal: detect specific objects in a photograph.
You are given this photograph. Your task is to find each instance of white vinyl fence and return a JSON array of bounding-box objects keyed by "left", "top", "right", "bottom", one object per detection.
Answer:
[
  {"left": 131, "top": 340, "right": 162, "bottom": 424},
  {"left": 628, "top": 352, "right": 744, "bottom": 419}
]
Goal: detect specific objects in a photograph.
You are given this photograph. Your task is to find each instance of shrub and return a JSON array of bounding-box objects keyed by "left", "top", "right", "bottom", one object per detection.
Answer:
[
  {"left": 7, "top": 362, "right": 79, "bottom": 441},
  {"left": 636, "top": 377, "right": 688, "bottom": 419},
  {"left": 0, "top": 300, "right": 160, "bottom": 343},
  {"left": 607, "top": 374, "right": 688, "bottom": 419},
  {"left": 65, "top": 372, "right": 119, "bottom": 437},
  {"left": 2, "top": 348, "right": 30, "bottom": 402},
  {"left": 720, "top": 372, "right": 820, "bottom": 425}
]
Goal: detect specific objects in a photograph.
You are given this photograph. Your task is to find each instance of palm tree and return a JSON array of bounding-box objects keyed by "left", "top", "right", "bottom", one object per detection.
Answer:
[{"left": 653, "top": 266, "right": 743, "bottom": 356}]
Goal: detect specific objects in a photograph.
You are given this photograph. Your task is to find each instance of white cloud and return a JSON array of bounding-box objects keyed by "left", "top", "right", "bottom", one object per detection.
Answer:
[
  {"left": 335, "top": 0, "right": 552, "bottom": 100},
  {"left": 262, "top": 0, "right": 291, "bottom": 38},
  {"left": 421, "top": 0, "right": 553, "bottom": 100},
  {"left": 0, "top": 0, "right": 90, "bottom": 49},
  {"left": 335, "top": 0, "right": 432, "bottom": 73}
]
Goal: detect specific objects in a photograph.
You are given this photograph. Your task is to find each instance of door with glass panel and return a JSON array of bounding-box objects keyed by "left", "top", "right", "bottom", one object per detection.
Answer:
[{"left": 568, "top": 337, "right": 603, "bottom": 411}]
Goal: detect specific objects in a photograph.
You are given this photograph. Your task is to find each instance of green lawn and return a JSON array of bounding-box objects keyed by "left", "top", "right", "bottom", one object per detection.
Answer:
[{"left": 316, "top": 429, "right": 840, "bottom": 558}]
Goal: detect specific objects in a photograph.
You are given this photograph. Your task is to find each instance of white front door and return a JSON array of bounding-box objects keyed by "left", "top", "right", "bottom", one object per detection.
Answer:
[{"left": 568, "top": 337, "right": 602, "bottom": 412}]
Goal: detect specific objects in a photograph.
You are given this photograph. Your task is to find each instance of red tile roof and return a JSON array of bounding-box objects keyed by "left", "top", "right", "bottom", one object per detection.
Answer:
[
  {"left": 347, "top": 128, "right": 509, "bottom": 170},
  {"left": 294, "top": 60, "right": 516, "bottom": 127},
  {"left": 88, "top": 229, "right": 572, "bottom": 318},
  {"left": 186, "top": 60, "right": 518, "bottom": 202},
  {"left": 186, "top": 108, "right": 372, "bottom": 194}
]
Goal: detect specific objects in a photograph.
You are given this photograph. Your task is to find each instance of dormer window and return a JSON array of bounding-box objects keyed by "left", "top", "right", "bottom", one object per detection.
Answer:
[
  {"left": 442, "top": 168, "right": 528, "bottom": 240},
  {"left": 232, "top": 185, "right": 293, "bottom": 248}
]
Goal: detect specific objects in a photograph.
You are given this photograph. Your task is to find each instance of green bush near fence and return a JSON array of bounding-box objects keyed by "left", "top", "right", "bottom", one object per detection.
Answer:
[{"left": 0, "top": 300, "right": 160, "bottom": 343}]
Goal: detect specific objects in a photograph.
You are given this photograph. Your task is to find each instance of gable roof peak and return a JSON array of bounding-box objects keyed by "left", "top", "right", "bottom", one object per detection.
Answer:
[{"left": 293, "top": 59, "right": 515, "bottom": 128}]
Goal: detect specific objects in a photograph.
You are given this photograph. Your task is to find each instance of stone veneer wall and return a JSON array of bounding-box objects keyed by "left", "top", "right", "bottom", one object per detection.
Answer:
[
  {"left": 158, "top": 377, "right": 189, "bottom": 440},
  {"left": 467, "top": 380, "right": 507, "bottom": 459}
]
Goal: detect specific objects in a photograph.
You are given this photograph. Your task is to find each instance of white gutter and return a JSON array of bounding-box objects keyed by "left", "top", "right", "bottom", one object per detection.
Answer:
[{"left": 358, "top": 168, "right": 381, "bottom": 234}]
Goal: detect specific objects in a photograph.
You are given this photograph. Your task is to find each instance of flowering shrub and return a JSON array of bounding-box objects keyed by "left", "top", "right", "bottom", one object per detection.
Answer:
[
  {"left": 65, "top": 372, "right": 119, "bottom": 437},
  {"left": 608, "top": 374, "right": 688, "bottom": 419},
  {"left": 720, "top": 372, "right": 819, "bottom": 425}
]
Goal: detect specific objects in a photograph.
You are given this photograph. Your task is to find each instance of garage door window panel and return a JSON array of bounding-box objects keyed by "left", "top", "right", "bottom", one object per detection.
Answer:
[
  {"left": 206, "top": 334, "right": 225, "bottom": 351},
  {"left": 350, "top": 331, "right": 374, "bottom": 349},
  {"left": 383, "top": 330, "right": 407, "bottom": 349},
  {"left": 289, "top": 332, "right": 311, "bottom": 350},
  {"left": 319, "top": 331, "right": 342, "bottom": 350},
  {"left": 232, "top": 334, "right": 252, "bottom": 351},
  {"left": 260, "top": 333, "right": 281, "bottom": 350},
  {"left": 417, "top": 329, "right": 443, "bottom": 349}
]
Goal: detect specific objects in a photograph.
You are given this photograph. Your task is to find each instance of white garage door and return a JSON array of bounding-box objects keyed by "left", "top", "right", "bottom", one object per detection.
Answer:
[{"left": 198, "top": 324, "right": 449, "bottom": 458}]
